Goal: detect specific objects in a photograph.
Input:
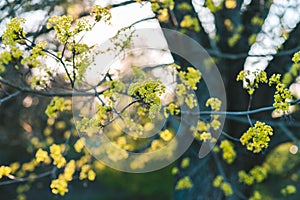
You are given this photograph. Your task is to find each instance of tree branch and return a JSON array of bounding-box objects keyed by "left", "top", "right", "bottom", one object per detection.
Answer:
[
  {"left": 107, "top": 0, "right": 146, "bottom": 9},
  {"left": 100, "top": 99, "right": 141, "bottom": 127},
  {"left": 221, "top": 131, "right": 240, "bottom": 142},
  {"left": 0, "top": 91, "right": 21, "bottom": 106},
  {"left": 206, "top": 45, "right": 300, "bottom": 60},
  {"left": 0, "top": 169, "right": 53, "bottom": 186},
  {"left": 183, "top": 98, "right": 300, "bottom": 116},
  {"left": 22, "top": 36, "right": 74, "bottom": 87},
  {"left": 247, "top": 95, "right": 253, "bottom": 127},
  {"left": 0, "top": 78, "right": 106, "bottom": 97},
  {"left": 226, "top": 115, "right": 300, "bottom": 128}
]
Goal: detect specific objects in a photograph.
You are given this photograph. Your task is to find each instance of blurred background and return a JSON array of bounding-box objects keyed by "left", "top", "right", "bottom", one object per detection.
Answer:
[{"left": 1, "top": 0, "right": 300, "bottom": 199}]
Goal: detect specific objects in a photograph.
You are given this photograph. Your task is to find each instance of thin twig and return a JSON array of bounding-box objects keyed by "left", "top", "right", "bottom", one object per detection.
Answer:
[
  {"left": 0, "top": 78, "right": 106, "bottom": 97},
  {"left": 100, "top": 99, "right": 141, "bottom": 127},
  {"left": 0, "top": 91, "right": 21, "bottom": 106},
  {"left": 0, "top": 170, "right": 52, "bottom": 186},
  {"left": 72, "top": 40, "right": 76, "bottom": 85},
  {"left": 226, "top": 115, "right": 300, "bottom": 128},
  {"left": 247, "top": 95, "right": 253, "bottom": 127},
  {"left": 22, "top": 36, "right": 74, "bottom": 87},
  {"left": 221, "top": 131, "right": 240, "bottom": 142},
  {"left": 182, "top": 98, "right": 300, "bottom": 116},
  {"left": 206, "top": 45, "right": 300, "bottom": 60}
]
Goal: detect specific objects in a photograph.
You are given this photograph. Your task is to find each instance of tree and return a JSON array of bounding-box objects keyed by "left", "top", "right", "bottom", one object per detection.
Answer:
[{"left": 0, "top": 0, "right": 300, "bottom": 199}]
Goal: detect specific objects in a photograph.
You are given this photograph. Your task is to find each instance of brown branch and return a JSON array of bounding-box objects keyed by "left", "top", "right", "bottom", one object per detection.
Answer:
[
  {"left": 0, "top": 78, "right": 107, "bottom": 97},
  {"left": 22, "top": 36, "right": 74, "bottom": 87},
  {"left": 100, "top": 99, "right": 141, "bottom": 127},
  {"left": 107, "top": 0, "right": 147, "bottom": 9}
]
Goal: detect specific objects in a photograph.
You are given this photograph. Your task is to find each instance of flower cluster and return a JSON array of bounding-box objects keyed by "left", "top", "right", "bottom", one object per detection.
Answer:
[
  {"left": 50, "top": 160, "right": 76, "bottom": 195},
  {"left": 237, "top": 70, "right": 293, "bottom": 112},
  {"left": 191, "top": 120, "right": 214, "bottom": 142},
  {"left": 151, "top": 0, "right": 174, "bottom": 22},
  {"left": 2, "top": 17, "right": 26, "bottom": 46},
  {"left": 0, "top": 166, "right": 12, "bottom": 179},
  {"left": 267, "top": 73, "right": 293, "bottom": 112},
  {"left": 21, "top": 159, "right": 38, "bottom": 173},
  {"left": 220, "top": 140, "right": 236, "bottom": 164},
  {"left": 292, "top": 51, "right": 300, "bottom": 63},
  {"left": 179, "top": 67, "right": 202, "bottom": 90},
  {"left": 236, "top": 70, "right": 268, "bottom": 95},
  {"left": 180, "top": 15, "right": 200, "bottom": 32},
  {"left": 90, "top": 5, "right": 112, "bottom": 22},
  {"left": 281, "top": 185, "right": 296, "bottom": 196},
  {"left": 191, "top": 107, "right": 223, "bottom": 144},
  {"left": 185, "top": 93, "right": 197, "bottom": 109},
  {"left": 171, "top": 157, "right": 191, "bottom": 178},
  {"left": 0, "top": 51, "right": 12, "bottom": 73},
  {"left": 46, "top": 15, "right": 73, "bottom": 44},
  {"left": 175, "top": 176, "right": 193, "bottom": 190},
  {"left": 79, "top": 164, "right": 96, "bottom": 181},
  {"left": 174, "top": 67, "right": 201, "bottom": 108},
  {"left": 62, "top": 160, "right": 76, "bottom": 181},
  {"left": 240, "top": 121, "right": 273, "bottom": 153},
  {"left": 159, "top": 129, "right": 173, "bottom": 142},
  {"left": 45, "top": 97, "right": 72, "bottom": 118},
  {"left": 35, "top": 148, "right": 51, "bottom": 164},
  {"left": 268, "top": 74, "right": 281, "bottom": 86},
  {"left": 273, "top": 83, "right": 292, "bottom": 112},
  {"left": 128, "top": 79, "right": 165, "bottom": 104},
  {"left": 251, "top": 16, "right": 264, "bottom": 26},
  {"left": 128, "top": 79, "right": 165, "bottom": 119},
  {"left": 238, "top": 166, "right": 267, "bottom": 185},
  {"left": 249, "top": 191, "right": 262, "bottom": 200},
  {"left": 213, "top": 175, "right": 233, "bottom": 196},
  {"left": 74, "top": 138, "right": 85, "bottom": 153},
  {"left": 0, "top": 18, "right": 26, "bottom": 73},
  {"left": 95, "top": 104, "right": 111, "bottom": 125},
  {"left": 206, "top": 97, "right": 222, "bottom": 130},
  {"left": 50, "top": 144, "right": 66, "bottom": 168},
  {"left": 50, "top": 176, "right": 68, "bottom": 196},
  {"left": 164, "top": 103, "right": 180, "bottom": 117},
  {"left": 180, "top": 157, "right": 190, "bottom": 169},
  {"left": 206, "top": 97, "right": 222, "bottom": 111},
  {"left": 196, "top": 120, "right": 210, "bottom": 132},
  {"left": 21, "top": 41, "right": 47, "bottom": 69},
  {"left": 205, "top": 0, "right": 223, "bottom": 13},
  {"left": 195, "top": 132, "right": 213, "bottom": 142},
  {"left": 46, "top": 14, "right": 94, "bottom": 44}
]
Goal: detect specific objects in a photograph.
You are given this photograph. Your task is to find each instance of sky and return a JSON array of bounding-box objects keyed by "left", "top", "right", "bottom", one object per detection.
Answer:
[{"left": 80, "top": 2, "right": 175, "bottom": 89}]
